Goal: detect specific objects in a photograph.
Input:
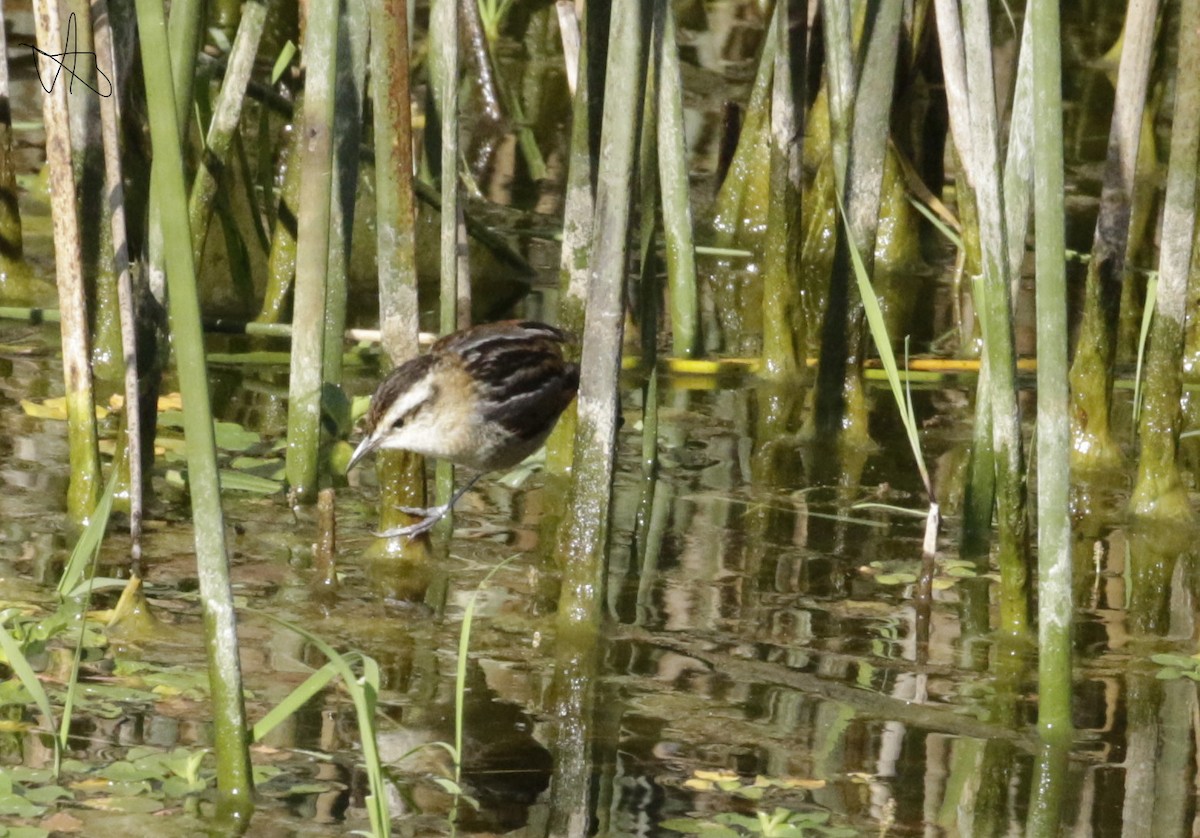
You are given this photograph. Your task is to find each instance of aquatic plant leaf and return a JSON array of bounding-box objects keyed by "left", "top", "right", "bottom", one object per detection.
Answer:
[
  {"left": 0, "top": 792, "right": 45, "bottom": 817},
  {"left": 714, "top": 812, "right": 762, "bottom": 830},
  {"left": 159, "top": 411, "right": 261, "bottom": 451},
  {"left": 79, "top": 795, "right": 164, "bottom": 813},
  {"left": 218, "top": 471, "right": 283, "bottom": 495},
  {"left": 0, "top": 619, "right": 58, "bottom": 767},
  {"left": 1, "top": 824, "right": 52, "bottom": 838},
  {"left": 22, "top": 785, "right": 72, "bottom": 804},
  {"left": 19, "top": 397, "right": 108, "bottom": 421},
  {"left": 161, "top": 776, "right": 207, "bottom": 797},
  {"left": 1149, "top": 653, "right": 1198, "bottom": 668},
  {"left": 4, "top": 768, "right": 53, "bottom": 785},
  {"left": 834, "top": 193, "right": 931, "bottom": 499},
  {"left": 98, "top": 761, "right": 166, "bottom": 783}
]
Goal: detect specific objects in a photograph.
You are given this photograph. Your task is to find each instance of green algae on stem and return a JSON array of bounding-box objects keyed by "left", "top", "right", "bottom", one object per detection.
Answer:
[
  {"left": 1129, "top": 0, "right": 1199, "bottom": 525},
  {"left": 1068, "top": 0, "right": 1159, "bottom": 473},
  {"left": 760, "top": 0, "right": 804, "bottom": 380},
  {"left": 134, "top": 0, "right": 254, "bottom": 818}
]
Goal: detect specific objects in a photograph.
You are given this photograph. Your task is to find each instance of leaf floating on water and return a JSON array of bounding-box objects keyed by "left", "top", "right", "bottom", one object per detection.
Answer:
[
  {"left": 107, "top": 392, "right": 183, "bottom": 412},
  {"left": 20, "top": 397, "right": 108, "bottom": 421},
  {"left": 79, "top": 795, "right": 164, "bottom": 814},
  {"left": 219, "top": 471, "right": 283, "bottom": 495}
]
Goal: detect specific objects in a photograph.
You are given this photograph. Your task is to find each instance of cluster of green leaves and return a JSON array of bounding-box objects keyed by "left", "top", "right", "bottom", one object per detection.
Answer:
[
  {"left": 662, "top": 771, "right": 855, "bottom": 837},
  {"left": 662, "top": 808, "right": 856, "bottom": 838},
  {"left": 1152, "top": 653, "right": 1200, "bottom": 681},
  {"left": 865, "top": 557, "right": 983, "bottom": 588}
]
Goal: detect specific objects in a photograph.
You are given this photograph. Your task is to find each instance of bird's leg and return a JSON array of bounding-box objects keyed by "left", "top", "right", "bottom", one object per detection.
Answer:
[{"left": 375, "top": 473, "right": 483, "bottom": 538}]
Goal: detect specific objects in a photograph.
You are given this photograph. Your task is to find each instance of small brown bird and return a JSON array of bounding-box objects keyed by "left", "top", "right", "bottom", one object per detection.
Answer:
[{"left": 348, "top": 320, "right": 580, "bottom": 537}]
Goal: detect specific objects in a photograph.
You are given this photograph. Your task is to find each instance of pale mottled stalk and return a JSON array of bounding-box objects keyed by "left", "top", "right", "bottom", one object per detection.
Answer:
[
  {"left": 369, "top": 0, "right": 428, "bottom": 545},
  {"left": 555, "top": 0, "right": 643, "bottom": 631},
  {"left": 813, "top": 0, "right": 901, "bottom": 436},
  {"left": 942, "top": 0, "right": 1030, "bottom": 633},
  {"left": 284, "top": 0, "right": 339, "bottom": 502},
  {"left": 1130, "top": 0, "right": 1200, "bottom": 523},
  {"left": 32, "top": 0, "right": 100, "bottom": 523},
  {"left": 371, "top": 0, "right": 419, "bottom": 363},
  {"left": 1029, "top": 0, "right": 1072, "bottom": 745},
  {"left": 1069, "top": 0, "right": 1160, "bottom": 471}
]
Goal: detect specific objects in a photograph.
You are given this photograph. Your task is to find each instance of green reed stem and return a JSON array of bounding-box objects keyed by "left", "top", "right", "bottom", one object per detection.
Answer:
[
  {"left": 654, "top": 0, "right": 697, "bottom": 358},
  {"left": 0, "top": 0, "right": 23, "bottom": 271},
  {"left": 1030, "top": 0, "right": 1072, "bottom": 742},
  {"left": 285, "top": 0, "right": 339, "bottom": 502},
  {"left": 257, "top": 127, "right": 301, "bottom": 324},
  {"left": 133, "top": 0, "right": 253, "bottom": 817},
  {"left": 323, "top": 0, "right": 368, "bottom": 387}
]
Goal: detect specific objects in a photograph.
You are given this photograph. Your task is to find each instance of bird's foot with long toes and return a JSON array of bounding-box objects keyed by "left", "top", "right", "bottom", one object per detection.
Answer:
[{"left": 374, "top": 504, "right": 452, "bottom": 538}]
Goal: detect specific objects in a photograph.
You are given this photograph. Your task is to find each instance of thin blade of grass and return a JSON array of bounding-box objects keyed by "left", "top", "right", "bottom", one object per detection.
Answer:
[
  {"left": 1132, "top": 271, "right": 1158, "bottom": 425},
  {"left": 57, "top": 468, "right": 118, "bottom": 597},
  {"left": 908, "top": 195, "right": 963, "bottom": 250},
  {"left": 251, "top": 660, "right": 343, "bottom": 742},
  {"left": 835, "top": 191, "right": 932, "bottom": 497},
  {"left": 255, "top": 613, "right": 389, "bottom": 837}
]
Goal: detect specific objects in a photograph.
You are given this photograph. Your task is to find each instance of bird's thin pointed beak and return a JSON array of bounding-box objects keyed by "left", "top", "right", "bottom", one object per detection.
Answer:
[{"left": 347, "top": 434, "right": 379, "bottom": 472}]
